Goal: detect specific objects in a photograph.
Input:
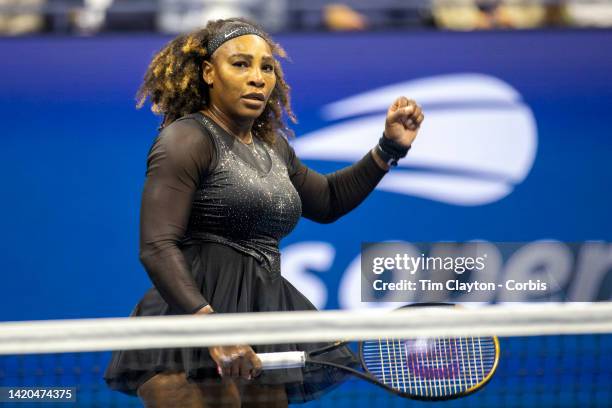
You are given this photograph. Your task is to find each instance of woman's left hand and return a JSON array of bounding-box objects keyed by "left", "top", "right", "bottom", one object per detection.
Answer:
[{"left": 384, "top": 97, "right": 424, "bottom": 148}]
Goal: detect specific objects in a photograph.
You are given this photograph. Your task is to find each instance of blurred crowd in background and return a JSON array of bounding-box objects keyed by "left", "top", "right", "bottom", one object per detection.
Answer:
[{"left": 1, "top": 0, "right": 611, "bottom": 35}]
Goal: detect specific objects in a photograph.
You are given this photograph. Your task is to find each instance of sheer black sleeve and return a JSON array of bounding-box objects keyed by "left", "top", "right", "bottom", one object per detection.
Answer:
[
  {"left": 138, "top": 118, "right": 215, "bottom": 314},
  {"left": 275, "top": 136, "right": 388, "bottom": 224}
]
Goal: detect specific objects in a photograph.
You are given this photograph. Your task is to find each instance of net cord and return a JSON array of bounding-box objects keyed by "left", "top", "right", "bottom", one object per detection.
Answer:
[{"left": 1, "top": 302, "right": 611, "bottom": 355}]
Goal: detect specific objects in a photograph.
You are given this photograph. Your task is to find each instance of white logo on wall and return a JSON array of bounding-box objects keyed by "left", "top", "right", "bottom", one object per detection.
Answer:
[{"left": 293, "top": 73, "right": 538, "bottom": 206}]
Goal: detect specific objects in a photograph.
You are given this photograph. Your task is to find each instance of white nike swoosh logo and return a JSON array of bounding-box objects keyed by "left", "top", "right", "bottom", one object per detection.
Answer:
[{"left": 224, "top": 29, "right": 240, "bottom": 38}]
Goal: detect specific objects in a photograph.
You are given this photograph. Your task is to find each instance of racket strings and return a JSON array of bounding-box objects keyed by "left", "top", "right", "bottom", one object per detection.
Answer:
[{"left": 362, "top": 336, "right": 497, "bottom": 398}]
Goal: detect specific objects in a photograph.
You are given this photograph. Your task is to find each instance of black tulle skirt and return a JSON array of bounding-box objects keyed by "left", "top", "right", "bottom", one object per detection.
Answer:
[{"left": 104, "top": 242, "right": 357, "bottom": 404}]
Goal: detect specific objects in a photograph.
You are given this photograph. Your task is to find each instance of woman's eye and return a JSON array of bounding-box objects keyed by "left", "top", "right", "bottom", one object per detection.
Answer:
[
  {"left": 233, "top": 61, "right": 248, "bottom": 68},
  {"left": 263, "top": 65, "right": 274, "bottom": 72}
]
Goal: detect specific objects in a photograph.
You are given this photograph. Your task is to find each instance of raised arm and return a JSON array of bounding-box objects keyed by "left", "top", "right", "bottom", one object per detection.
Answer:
[
  {"left": 282, "top": 96, "right": 424, "bottom": 223},
  {"left": 282, "top": 140, "right": 387, "bottom": 224},
  {"left": 138, "top": 119, "right": 214, "bottom": 314}
]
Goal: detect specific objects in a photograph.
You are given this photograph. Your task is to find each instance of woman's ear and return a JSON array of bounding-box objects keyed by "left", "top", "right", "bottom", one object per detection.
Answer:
[{"left": 202, "top": 60, "right": 214, "bottom": 87}]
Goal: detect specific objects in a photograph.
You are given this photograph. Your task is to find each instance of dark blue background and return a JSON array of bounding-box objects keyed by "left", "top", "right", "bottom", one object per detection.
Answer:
[{"left": 1, "top": 31, "right": 611, "bottom": 320}]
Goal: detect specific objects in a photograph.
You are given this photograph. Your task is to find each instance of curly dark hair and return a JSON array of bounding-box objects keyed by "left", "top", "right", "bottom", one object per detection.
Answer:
[{"left": 136, "top": 17, "right": 296, "bottom": 144}]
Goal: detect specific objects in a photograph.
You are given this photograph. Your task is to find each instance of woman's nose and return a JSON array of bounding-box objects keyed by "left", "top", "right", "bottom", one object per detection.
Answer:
[{"left": 248, "top": 68, "right": 265, "bottom": 88}]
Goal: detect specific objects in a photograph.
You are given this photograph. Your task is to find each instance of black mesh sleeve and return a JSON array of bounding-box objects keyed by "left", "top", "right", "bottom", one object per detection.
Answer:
[
  {"left": 275, "top": 136, "right": 388, "bottom": 223},
  {"left": 138, "top": 119, "right": 215, "bottom": 314}
]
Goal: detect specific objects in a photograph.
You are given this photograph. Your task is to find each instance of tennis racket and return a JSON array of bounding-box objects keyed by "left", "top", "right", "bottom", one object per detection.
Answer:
[{"left": 257, "top": 304, "right": 500, "bottom": 401}]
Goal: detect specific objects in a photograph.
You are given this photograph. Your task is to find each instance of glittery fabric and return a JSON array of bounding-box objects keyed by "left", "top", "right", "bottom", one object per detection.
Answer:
[
  {"left": 105, "top": 112, "right": 389, "bottom": 402},
  {"left": 187, "top": 114, "right": 301, "bottom": 277}
]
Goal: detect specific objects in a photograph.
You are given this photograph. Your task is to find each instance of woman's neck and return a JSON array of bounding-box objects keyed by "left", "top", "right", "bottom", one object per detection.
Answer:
[{"left": 201, "top": 105, "right": 253, "bottom": 144}]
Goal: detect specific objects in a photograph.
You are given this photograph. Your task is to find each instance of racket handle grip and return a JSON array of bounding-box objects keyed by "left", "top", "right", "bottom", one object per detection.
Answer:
[{"left": 257, "top": 351, "right": 306, "bottom": 370}]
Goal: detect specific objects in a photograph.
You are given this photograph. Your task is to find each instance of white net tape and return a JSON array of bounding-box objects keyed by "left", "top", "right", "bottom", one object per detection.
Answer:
[{"left": 1, "top": 302, "right": 612, "bottom": 355}]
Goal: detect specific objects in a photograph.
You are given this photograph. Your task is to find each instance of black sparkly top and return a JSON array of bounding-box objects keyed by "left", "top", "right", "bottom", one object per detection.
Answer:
[{"left": 139, "top": 112, "right": 387, "bottom": 314}]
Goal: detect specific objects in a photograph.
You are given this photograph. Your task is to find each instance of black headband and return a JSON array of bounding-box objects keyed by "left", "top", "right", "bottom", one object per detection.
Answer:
[{"left": 207, "top": 24, "right": 266, "bottom": 57}]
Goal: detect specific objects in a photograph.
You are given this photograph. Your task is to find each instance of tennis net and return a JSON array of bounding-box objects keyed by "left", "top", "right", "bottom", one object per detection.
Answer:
[{"left": 0, "top": 303, "right": 611, "bottom": 407}]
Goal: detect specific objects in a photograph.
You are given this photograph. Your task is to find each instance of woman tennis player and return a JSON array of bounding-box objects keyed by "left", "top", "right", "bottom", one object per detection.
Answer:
[{"left": 104, "top": 17, "right": 424, "bottom": 408}]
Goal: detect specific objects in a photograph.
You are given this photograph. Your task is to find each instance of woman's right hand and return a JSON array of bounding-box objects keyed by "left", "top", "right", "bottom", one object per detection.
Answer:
[
  {"left": 209, "top": 345, "right": 262, "bottom": 380},
  {"left": 196, "top": 306, "right": 261, "bottom": 379},
  {"left": 195, "top": 304, "right": 215, "bottom": 315}
]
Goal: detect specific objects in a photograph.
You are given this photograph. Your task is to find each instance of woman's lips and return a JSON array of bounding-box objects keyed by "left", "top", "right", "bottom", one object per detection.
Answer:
[
  {"left": 242, "top": 93, "right": 265, "bottom": 101},
  {"left": 241, "top": 96, "right": 265, "bottom": 108}
]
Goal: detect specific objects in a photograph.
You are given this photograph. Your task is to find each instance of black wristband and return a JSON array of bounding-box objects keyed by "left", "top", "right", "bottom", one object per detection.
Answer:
[{"left": 377, "top": 133, "right": 411, "bottom": 167}]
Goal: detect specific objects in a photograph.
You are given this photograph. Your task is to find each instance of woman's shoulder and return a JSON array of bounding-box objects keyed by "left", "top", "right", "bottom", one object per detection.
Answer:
[
  {"left": 157, "top": 113, "right": 213, "bottom": 148},
  {"left": 148, "top": 113, "right": 216, "bottom": 171},
  {"left": 271, "top": 130, "right": 296, "bottom": 164}
]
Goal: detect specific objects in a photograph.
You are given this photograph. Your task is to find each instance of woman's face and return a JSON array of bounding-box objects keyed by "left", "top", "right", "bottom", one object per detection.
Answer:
[{"left": 204, "top": 35, "right": 277, "bottom": 121}]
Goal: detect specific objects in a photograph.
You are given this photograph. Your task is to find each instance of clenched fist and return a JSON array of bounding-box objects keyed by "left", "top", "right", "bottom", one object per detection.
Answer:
[{"left": 384, "top": 97, "right": 424, "bottom": 148}]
